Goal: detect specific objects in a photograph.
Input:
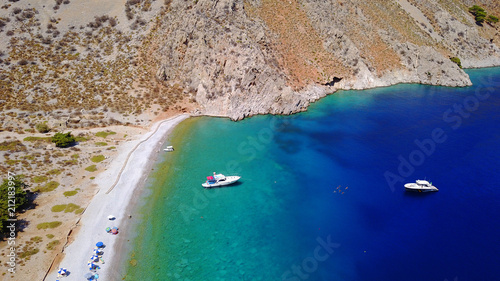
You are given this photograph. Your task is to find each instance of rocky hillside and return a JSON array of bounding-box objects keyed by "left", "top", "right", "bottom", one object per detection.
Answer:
[
  {"left": 1, "top": 0, "right": 499, "bottom": 124},
  {"left": 150, "top": 0, "right": 500, "bottom": 120}
]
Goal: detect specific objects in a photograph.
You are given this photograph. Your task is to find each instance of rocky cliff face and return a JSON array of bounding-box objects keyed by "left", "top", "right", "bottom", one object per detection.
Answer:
[{"left": 151, "top": 0, "right": 500, "bottom": 120}]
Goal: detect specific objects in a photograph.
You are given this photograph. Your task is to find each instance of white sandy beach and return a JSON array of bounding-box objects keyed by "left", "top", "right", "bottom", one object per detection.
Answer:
[{"left": 44, "top": 114, "right": 189, "bottom": 281}]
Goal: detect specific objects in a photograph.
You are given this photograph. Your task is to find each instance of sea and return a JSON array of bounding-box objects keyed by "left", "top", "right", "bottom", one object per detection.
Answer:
[{"left": 119, "top": 67, "right": 500, "bottom": 281}]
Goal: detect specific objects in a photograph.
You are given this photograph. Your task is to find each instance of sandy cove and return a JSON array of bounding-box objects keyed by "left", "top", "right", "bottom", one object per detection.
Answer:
[{"left": 44, "top": 114, "right": 189, "bottom": 281}]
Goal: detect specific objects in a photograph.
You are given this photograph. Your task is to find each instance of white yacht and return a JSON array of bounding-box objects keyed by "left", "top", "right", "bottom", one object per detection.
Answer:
[
  {"left": 404, "top": 180, "right": 438, "bottom": 192},
  {"left": 202, "top": 173, "right": 240, "bottom": 188}
]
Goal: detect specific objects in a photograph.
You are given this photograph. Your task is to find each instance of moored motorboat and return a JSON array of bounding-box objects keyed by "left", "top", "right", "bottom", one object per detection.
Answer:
[
  {"left": 202, "top": 173, "right": 240, "bottom": 188},
  {"left": 404, "top": 180, "right": 438, "bottom": 192}
]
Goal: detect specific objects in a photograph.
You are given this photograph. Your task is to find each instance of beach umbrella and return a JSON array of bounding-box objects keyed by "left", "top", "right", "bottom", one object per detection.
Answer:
[
  {"left": 90, "top": 255, "right": 98, "bottom": 262},
  {"left": 107, "top": 215, "right": 115, "bottom": 220},
  {"left": 88, "top": 262, "right": 95, "bottom": 270},
  {"left": 111, "top": 226, "right": 119, "bottom": 234},
  {"left": 93, "top": 248, "right": 102, "bottom": 255},
  {"left": 57, "top": 268, "right": 67, "bottom": 275},
  {"left": 84, "top": 272, "right": 93, "bottom": 279},
  {"left": 105, "top": 227, "right": 111, "bottom": 233},
  {"left": 96, "top": 242, "right": 104, "bottom": 248}
]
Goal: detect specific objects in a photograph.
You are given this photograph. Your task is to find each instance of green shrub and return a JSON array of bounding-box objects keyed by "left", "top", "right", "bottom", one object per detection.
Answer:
[
  {"left": 64, "top": 203, "right": 81, "bottom": 213},
  {"left": 450, "top": 57, "right": 462, "bottom": 68},
  {"left": 0, "top": 175, "right": 29, "bottom": 230},
  {"left": 52, "top": 132, "right": 76, "bottom": 148},
  {"left": 35, "top": 123, "right": 50, "bottom": 133},
  {"left": 91, "top": 155, "right": 105, "bottom": 163},
  {"left": 46, "top": 240, "right": 60, "bottom": 250},
  {"left": 23, "top": 136, "right": 52, "bottom": 142},
  {"left": 5, "top": 159, "right": 19, "bottom": 165},
  {"left": 64, "top": 159, "right": 78, "bottom": 166},
  {"left": 31, "top": 236, "right": 43, "bottom": 243},
  {"left": 24, "top": 155, "right": 35, "bottom": 160},
  {"left": 33, "top": 176, "right": 48, "bottom": 183},
  {"left": 0, "top": 140, "right": 27, "bottom": 152},
  {"left": 37, "top": 221, "right": 62, "bottom": 229},
  {"left": 75, "top": 136, "right": 89, "bottom": 142},
  {"left": 63, "top": 190, "right": 78, "bottom": 197},
  {"left": 75, "top": 208, "right": 84, "bottom": 214},
  {"left": 46, "top": 234, "right": 55, "bottom": 239},
  {"left": 51, "top": 203, "right": 81, "bottom": 213},
  {"left": 51, "top": 204, "right": 67, "bottom": 212},
  {"left": 19, "top": 247, "right": 39, "bottom": 259},
  {"left": 487, "top": 15, "right": 499, "bottom": 23},
  {"left": 47, "top": 169, "right": 62, "bottom": 175},
  {"left": 95, "top": 131, "right": 116, "bottom": 138},
  {"left": 85, "top": 165, "right": 97, "bottom": 172},
  {"left": 469, "top": 5, "right": 487, "bottom": 24},
  {"left": 95, "top": 142, "right": 108, "bottom": 146},
  {"left": 35, "top": 181, "right": 60, "bottom": 192}
]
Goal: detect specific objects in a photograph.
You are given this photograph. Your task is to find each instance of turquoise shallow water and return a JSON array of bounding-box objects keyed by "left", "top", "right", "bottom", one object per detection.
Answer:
[{"left": 122, "top": 68, "right": 500, "bottom": 281}]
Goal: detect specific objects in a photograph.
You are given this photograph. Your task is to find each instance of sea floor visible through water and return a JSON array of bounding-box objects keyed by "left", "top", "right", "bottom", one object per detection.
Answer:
[{"left": 120, "top": 68, "right": 500, "bottom": 281}]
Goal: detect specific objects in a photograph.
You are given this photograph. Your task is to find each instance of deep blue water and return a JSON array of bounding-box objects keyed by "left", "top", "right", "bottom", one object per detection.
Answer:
[{"left": 125, "top": 68, "right": 500, "bottom": 281}]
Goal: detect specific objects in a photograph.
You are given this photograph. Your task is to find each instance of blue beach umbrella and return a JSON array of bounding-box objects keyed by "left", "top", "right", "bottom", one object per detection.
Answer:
[
  {"left": 88, "top": 262, "right": 95, "bottom": 270},
  {"left": 57, "top": 268, "right": 67, "bottom": 275},
  {"left": 95, "top": 242, "right": 104, "bottom": 248},
  {"left": 84, "top": 272, "right": 93, "bottom": 279},
  {"left": 90, "top": 255, "right": 98, "bottom": 262}
]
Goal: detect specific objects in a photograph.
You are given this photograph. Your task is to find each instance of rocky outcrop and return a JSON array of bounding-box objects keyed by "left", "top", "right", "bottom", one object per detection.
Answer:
[
  {"left": 397, "top": 0, "right": 500, "bottom": 68},
  {"left": 152, "top": 0, "right": 500, "bottom": 120}
]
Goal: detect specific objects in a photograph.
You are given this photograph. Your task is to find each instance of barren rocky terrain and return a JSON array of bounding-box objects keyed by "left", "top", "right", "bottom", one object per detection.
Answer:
[
  {"left": 1, "top": 0, "right": 499, "bottom": 124},
  {"left": 0, "top": 0, "right": 499, "bottom": 280},
  {"left": 150, "top": 0, "right": 500, "bottom": 120}
]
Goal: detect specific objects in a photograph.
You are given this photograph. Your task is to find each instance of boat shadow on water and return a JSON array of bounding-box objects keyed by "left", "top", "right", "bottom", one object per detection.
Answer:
[
  {"left": 204, "top": 180, "right": 244, "bottom": 189},
  {"left": 403, "top": 190, "right": 438, "bottom": 198}
]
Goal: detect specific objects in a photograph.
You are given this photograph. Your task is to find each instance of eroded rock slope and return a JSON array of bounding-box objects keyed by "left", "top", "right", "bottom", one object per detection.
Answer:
[{"left": 149, "top": 0, "right": 500, "bottom": 119}]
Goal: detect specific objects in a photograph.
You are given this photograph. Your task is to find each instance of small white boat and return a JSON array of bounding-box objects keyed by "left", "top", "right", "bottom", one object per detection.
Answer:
[
  {"left": 164, "top": 146, "right": 174, "bottom": 152},
  {"left": 202, "top": 173, "right": 240, "bottom": 188},
  {"left": 404, "top": 180, "right": 438, "bottom": 192}
]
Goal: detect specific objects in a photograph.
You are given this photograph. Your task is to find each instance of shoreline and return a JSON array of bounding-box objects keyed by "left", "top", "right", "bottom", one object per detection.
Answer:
[
  {"left": 77, "top": 69, "right": 500, "bottom": 280},
  {"left": 44, "top": 114, "right": 189, "bottom": 281},
  {"left": 41, "top": 67, "right": 500, "bottom": 280},
  {"left": 107, "top": 117, "right": 190, "bottom": 280}
]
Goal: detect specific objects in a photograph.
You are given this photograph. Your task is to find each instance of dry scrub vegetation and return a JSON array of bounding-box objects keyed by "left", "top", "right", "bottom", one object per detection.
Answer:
[
  {"left": 250, "top": 0, "right": 349, "bottom": 88},
  {"left": 0, "top": 0, "right": 192, "bottom": 134},
  {"left": 0, "top": 0, "right": 184, "bottom": 278},
  {"left": 0, "top": 125, "right": 136, "bottom": 277}
]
